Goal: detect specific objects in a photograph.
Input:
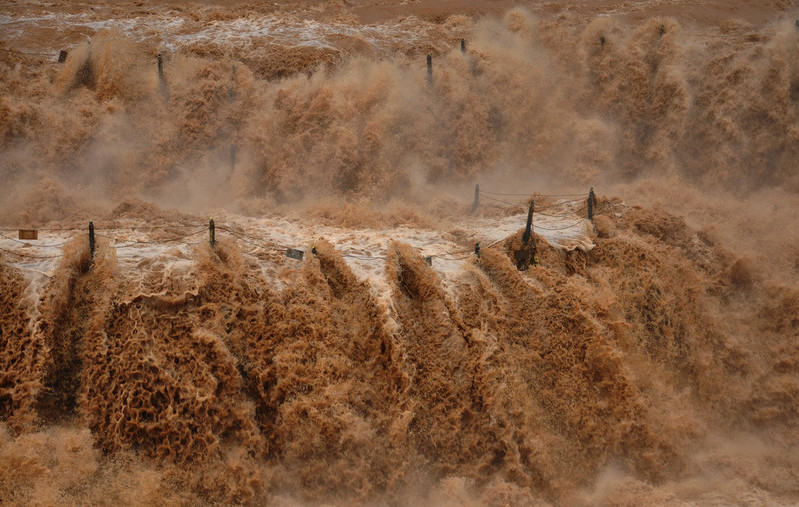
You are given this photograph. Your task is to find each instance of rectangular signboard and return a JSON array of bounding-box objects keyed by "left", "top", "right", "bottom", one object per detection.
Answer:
[{"left": 285, "top": 248, "right": 304, "bottom": 261}]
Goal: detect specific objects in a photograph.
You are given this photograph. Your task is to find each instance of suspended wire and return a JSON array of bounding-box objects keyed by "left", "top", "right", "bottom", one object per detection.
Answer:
[
  {"left": 342, "top": 253, "right": 386, "bottom": 261},
  {"left": 430, "top": 252, "right": 473, "bottom": 261},
  {"left": 481, "top": 195, "right": 525, "bottom": 208},
  {"left": 480, "top": 189, "right": 586, "bottom": 198},
  {"left": 0, "top": 47, "right": 57, "bottom": 57},
  {"left": 532, "top": 219, "right": 587, "bottom": 231},
  {"left": 97, "top": 228, "right": 206, "bottom": 246},
  {"left": 0, "top": 246, "right": 64, "bottom": 259},
  {"left": 0, "top": 231, "right": 70, "bottom": 248},
  {"left": 218, "top": 226, "right": 287, "bottom": 252}
]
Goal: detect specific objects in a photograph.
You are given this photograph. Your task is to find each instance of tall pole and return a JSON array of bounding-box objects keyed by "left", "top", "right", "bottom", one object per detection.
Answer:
[
  {"left": 209, "top": 218, "right": 215, "bottom": 248},
  {"left": 427, "top": 54, "right": 432, "bottom": 84},
  {"left": 588, "top": 187, "right": 595, "bottom": 222},
  {"left": 89, "top": 221, "right": 95, "bottom": 260},
  {"left": 522, "top": 201, "right": 534, "bottom": 245}
]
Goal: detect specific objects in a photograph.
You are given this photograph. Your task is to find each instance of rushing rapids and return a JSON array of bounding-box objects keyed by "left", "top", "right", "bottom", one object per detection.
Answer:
[{"left": 1, "top": 0, "right": 798, "bottom": 505}]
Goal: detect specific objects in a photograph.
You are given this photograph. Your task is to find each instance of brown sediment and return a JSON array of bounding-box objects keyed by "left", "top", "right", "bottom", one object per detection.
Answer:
[{"left": 1, "top": 1, "right": 799, "bottom": 505}]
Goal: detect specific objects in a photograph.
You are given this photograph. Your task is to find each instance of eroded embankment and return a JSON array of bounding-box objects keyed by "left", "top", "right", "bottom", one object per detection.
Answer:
[{"left": 1, "top": 204, "right": 798, "bottom": 505}]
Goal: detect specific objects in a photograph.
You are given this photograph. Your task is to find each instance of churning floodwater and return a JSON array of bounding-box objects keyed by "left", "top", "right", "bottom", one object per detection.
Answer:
[{"left": 1, "top": 1, "right": 799, "bottom": 505}]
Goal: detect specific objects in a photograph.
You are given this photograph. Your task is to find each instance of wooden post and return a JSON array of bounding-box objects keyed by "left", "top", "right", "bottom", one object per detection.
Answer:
[
  {"left": 427, "top": 54, "right": 432, "bottom": 84},
  {"left": 58, "top": 50, "right": 68, "bottom": 63},
  {"left": 588, "top": 188, "right": 595, "bottom": 222},
  {"left": 89, "top": 221, "right": 95, "bottom": 259},
  {"left": 472, "top": 184, "right": 480, "bottom": 213},
  {"left": 157, "top": 53, "right": 164, "bottom": 81},
  {"left": 515, "top": 201, "right": 537, "bottom": 270},
  {"left": 522, "top": 200, "right": 534, "bottom": 245},
  {"left": 209, "top": 218, "right": 215, "bottom": 248},
  {"left": 461, "top": 39, "right": 466, "bottom": 53}
]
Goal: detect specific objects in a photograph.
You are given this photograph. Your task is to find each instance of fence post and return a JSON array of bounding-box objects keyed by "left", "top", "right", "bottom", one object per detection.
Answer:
[
  {"left": 461, "top": 39, "right": 466, "bottom": 53},
  {"left": 157, "top": 53, "right": 164, "bottom": 81},
  {"left": 427, "top": 54, "right": 432, "bottom": 84},
  {"left": 89, "top": 221, "right": 95, "bottom": 260},
  {"left": 472, "top": 184, "right": 480, "bottom": 213},
  {"left": 588, "top": 187, "right": 595, "bottom": 222},
  {"left": 514, "top": 201, "right": 537, "bottom": 270},
  {"left": 522, "top": 200, "right": 534, "bottom": 245},
  {"left": 209, "top": 218, "right": 215, "bottom": 248}
]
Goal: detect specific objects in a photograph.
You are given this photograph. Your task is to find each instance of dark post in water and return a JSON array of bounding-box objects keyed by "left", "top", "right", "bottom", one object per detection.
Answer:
[
  {"left": 461, "top": 39, "right": 466, "bottom": 53},
  {"left": 209, "top": 218, "right": 215, "bottom": 248},
  {"left": 522, "top": 201, "right": 534, "bottom": 246},
  {"left": 157, "top": 53, "right": 164, "bottom": 81},
  {"left": 89, "top": 221, "right": 95, "bottom": 260},
  {"left": 474, "top": 242, "right": 480, "bottom": 258},
  {"left": 472, "top": 184, "right": 480, "bottom": 213},
  {"left": 427, "top": 54, "right": 432, "bottom": 83},
  {"left": 514, "top": 201, "right": 537, "bottom": 270},
  {"left": 588, "top": 187, "right": 595, "bottom": 222},
  {"left": 58, "top": 50, "right": 68, "bottom": 63}
]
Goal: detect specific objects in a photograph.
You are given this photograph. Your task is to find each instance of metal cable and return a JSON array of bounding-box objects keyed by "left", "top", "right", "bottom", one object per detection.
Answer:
[
  {"left": 342, "top": 254, "right": 386, "bottom": 261},
  {"left": 532, "top": 219, "right": 587, "bottom": 231},
  {"left": 97, "top": 228, "right": 206, "bottom": 245},
  {"left": 0, "top": 231, "right": 70, "bottom": 248},
  {"left": 481, "top": 195, "right": 525, "bottom": 208},
  {"left": 481, "top": 189, "right": 586, "bottom": 198},
  {"left": 0, "top": 246, "right": 64, "bottom": 259}
]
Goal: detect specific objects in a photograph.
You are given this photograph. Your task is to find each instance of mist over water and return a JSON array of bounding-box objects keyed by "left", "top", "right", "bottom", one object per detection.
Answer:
[{"left": 1, "top": 2, "right": 799, "bottom": 505}]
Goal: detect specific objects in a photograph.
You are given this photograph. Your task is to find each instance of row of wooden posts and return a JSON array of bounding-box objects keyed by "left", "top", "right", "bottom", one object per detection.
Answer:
[
  {"left": 74, "top": 187, "right": 594, "bottom": 273},
  {"left": 12, "top": 186, "right": 594, "bottom": 274}
]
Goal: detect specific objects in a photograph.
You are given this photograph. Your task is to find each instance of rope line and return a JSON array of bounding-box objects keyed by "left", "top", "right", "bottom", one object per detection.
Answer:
[
  {"left": 218, "top": 226, "right": 288, "bottom": 252},
  {"left": 532, "top": 219, "right": 587, "bottom": 231},
  {"left": 0, "top": 246, "right": 64, "bottom": 259},
  {"left": 342, "top": 253, "right": 387, "bottom": 261},
  {"left": 0, "top": 48, "right": 57, "bottom": 57},
  {"left": 0, "top": 232, "right": 70, "bottom": 248},
  {"left": 480, "top": 189, "right": 586, "bottom": 198},
  {"left": 97, "top": 228, "right": 206, "bottom": 245},
  {"left": 481, "top": 195, "right": 525, "bottom": 208}
]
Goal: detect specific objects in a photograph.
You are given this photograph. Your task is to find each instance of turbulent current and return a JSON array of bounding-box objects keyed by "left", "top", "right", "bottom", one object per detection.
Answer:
[{"left": 1, "top": 1, "right": 798, "bottom": 505}]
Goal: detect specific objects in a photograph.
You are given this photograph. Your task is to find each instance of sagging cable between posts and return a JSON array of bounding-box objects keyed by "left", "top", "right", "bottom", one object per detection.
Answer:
[{"left": 473, "top": 184, "right": 598, "bottom": 223}]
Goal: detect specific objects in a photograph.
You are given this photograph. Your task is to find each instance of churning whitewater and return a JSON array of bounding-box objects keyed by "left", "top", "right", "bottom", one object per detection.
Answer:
[{"left": 1, "top": 0, "right": 798, "bottom": 505}]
